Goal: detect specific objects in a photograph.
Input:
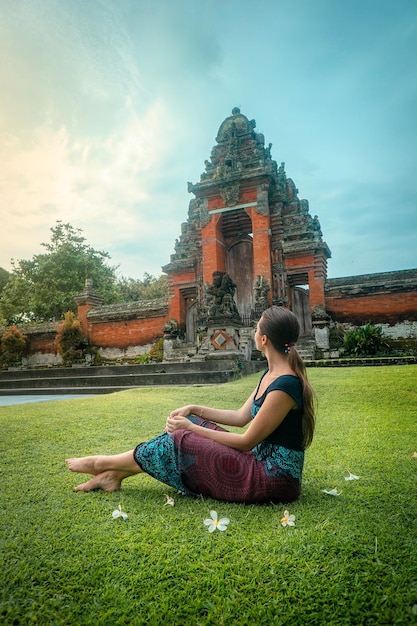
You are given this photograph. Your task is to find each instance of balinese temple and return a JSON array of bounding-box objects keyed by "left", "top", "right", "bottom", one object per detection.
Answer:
[
  {"left": 14, "top": 107, "right": 417, "bottom": 368},
  {"left": 162, "top": 107, "right": 331, "bottom": 346}
]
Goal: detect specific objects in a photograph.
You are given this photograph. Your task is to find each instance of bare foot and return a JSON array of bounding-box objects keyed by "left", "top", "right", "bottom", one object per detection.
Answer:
[
  {"left": 65, "top": 456, "right": 104, "bottom": 475},
  {"left": 74, "top": 470, "right": 123, "bottom": 492}
]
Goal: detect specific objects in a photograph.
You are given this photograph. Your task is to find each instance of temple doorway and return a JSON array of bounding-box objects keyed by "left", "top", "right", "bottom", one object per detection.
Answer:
[
  {"left": 292, "top": 286, "right": 311, "bottom": 336},
  {"left": 184, "top": 293, "right": 197, "bottom": 343},
  {"left": 226, "top": 238, "right": 254, "bottom": 321}
]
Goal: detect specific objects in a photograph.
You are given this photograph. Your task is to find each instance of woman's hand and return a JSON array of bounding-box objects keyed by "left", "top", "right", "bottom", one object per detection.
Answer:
[
  {"left": 169, "top": 405, "right": 194, "bottom": 418},
  {"left": 165, "top": 414, "right": 194, "bottom": 434},
  {"left": 164, "top": 405, "right": 197, "bottom": 433}
]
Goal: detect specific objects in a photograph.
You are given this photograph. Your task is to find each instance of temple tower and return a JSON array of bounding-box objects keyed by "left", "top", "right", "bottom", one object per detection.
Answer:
[{"left": 163, "top": 108, "right": 331, "bottom": 341}]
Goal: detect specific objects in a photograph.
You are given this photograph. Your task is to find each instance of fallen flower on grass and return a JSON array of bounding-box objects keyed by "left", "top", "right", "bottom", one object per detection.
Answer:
[
  {"left": 344, "top": 472, "right": 360, "bottom": 481},
  {"left": 203, "top": 510, "right": 230, "bottom": 532},
  {"left": 164, "top": 494, "right": 175, "bottom": 506},
  {"left": 112, "top": 504, "right": 128, "bottom": 520},
  {"left": 281, "top": 510, "right": 295, "bottom": 527},
  {"left": 322, "top": 488, "right": 341, "bottom": 496},
  {"left": 412, "top": 452, "right": 417, "bottom": 459}
]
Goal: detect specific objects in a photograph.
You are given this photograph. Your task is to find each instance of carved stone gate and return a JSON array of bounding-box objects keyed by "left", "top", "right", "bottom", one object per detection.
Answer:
[{"left": 162, "top": 108, "right": 331, "bottom": 357}]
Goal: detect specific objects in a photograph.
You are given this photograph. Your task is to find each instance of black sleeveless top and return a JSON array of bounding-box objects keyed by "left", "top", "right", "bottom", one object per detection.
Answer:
[{"left": 252, "top": 372, "right": 305, "bottom": 451}]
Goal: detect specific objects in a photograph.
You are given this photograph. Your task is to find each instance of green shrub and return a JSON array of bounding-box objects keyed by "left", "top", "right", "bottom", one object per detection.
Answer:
[
  {"left": 386, "top": 336, "right": 417, "bottom": 356},
  {"left": 87, "top": 346, "right": 103, "bottom": 366},
  {"left": 0, "top": 324, "right": 27, "bottom": 366},
  {"left": 57, "top": 311, "right": 88, "bottom": 366},
  {"left": 329, "top": 323, "right": 345, "bottom": 349},
  {"left": 135, "top": 353, "right": 153, "bottom": 365},
  {"left": 342, "top": 323, "right": 391, "bottom": 356},
  {"left": 149, "top": 337, "right": 164, "bottom": 361},
  {"left": 135, "top": 338, "right": 164, "bottom": 365}
]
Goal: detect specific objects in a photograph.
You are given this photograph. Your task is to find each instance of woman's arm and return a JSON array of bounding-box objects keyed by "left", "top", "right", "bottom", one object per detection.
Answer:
[
  {"left": 166, "top": 390, "right": 296, "bottom": 451},
  {"left": 169, "top": 393, "right": 254, "bottom": 428}
]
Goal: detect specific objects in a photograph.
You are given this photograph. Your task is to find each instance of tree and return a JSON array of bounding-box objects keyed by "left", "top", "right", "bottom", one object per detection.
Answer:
[
  {"left": 57, "top": 311, "right": 88, "bottom": 366},
  {"left": 116, "top": 273, "right": 168, "bottom": 302},
  {"left": 0, "top": 325, "right": 27, "bottom": 367},
  {"left": 0, "top": 267, "right": 10, "bottom": 295},
  {"left": 0, "top": 222, "right": 120, "bottom": 323}
]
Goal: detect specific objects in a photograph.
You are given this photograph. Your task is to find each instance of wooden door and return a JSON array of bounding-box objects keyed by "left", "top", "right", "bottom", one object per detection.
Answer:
[
  {"left": 185, "top": 299, "right": 197, "bottom": 343},
  {"left": 226, "top": 238, "right": 254, "bottom": 320},
  {"left": 292, "top": 287, "right": 311, "bottom": 336}
]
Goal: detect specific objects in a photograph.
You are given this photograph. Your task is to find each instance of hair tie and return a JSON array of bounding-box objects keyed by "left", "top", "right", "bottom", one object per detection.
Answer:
[{"left": 284, "top": 342, "right": 295, "bottom": 354}]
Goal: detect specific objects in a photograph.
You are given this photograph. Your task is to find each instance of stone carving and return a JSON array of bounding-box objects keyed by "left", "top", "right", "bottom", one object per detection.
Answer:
[
  {"left": 220, "top": 182, "right": 240, "bottom": 206},
  {"left": 312, "top": 214, "right": 323, "bottom": 238},
  {"left": 200, "top": 271, "right": 241, "bottom": 323},
  {"left": 276, "top": 162, "right": 287, "bottom": 196},
  {"left": 256, "top": 183, "right": 270, "bottom": 216},
  {"left": 311, "top": 304, "right": 330, "bottom": 321},
  {"left": 163, "top": 319, "right": 180, "bottom": 338},
  {"left": 254, "top": 275, "right": 270, "bottom": 312}
]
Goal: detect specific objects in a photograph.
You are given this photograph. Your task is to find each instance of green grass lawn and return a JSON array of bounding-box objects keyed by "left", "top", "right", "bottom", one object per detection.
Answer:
[{"left": 1, "top": 365, "right": 417, "bottom": 625}]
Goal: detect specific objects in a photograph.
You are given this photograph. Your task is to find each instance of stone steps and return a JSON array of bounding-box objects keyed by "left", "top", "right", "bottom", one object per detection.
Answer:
[
  {"left": 295, "top": 337, "right": 316, "bottom": 360},
  {"left": 0, "top": 360, "right": 265, "bottom": 396}
]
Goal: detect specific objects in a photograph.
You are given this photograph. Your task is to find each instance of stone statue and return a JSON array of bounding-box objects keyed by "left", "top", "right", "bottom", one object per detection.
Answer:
[
  {"left": 254, "top": 275, "right": 270, "bottom": 312},
  {"left": 201, "top": 271, "right": 241, "bottom": 323},
  {"left": 163, "top": 319, "right": 180, "bottom": 338}
]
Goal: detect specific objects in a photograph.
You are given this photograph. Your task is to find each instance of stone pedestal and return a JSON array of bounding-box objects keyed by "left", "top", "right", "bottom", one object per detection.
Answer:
[
  {"left": 163, "top": 337, "right": 197, "bottom": 362},
  {"left": 313, "top": 319, "right": 330, "bottom": 357},
  {"left": 198, "top": 323, "right": 253, "bottom": 360},
  {"left": 238, "top": 327, "right": 255, "bottom": 361}
]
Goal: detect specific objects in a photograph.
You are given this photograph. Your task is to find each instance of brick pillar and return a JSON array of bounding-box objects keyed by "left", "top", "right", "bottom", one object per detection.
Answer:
[
  {"left": 74, "top": 278, "right": 103, "bottom": 336},
  {"left": 309, "top": 250, "right": 328, "bottom": 311},
  {"left": 308, "top": 269, "right": 323, "bottom": 310},
  {"left": 250, "top": 208, "right": 273, "bottom": 304},
  {"left": 201, "top": 213, "right": 225, "bottom": 284}
]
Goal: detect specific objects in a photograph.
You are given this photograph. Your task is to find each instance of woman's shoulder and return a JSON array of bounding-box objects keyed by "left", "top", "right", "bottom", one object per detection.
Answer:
[
  {"left": 267, "top": 375, "right": 302, "bottom": 404},
  {"left": 269, "top": 374, "right": 301, "bottom": 389}
]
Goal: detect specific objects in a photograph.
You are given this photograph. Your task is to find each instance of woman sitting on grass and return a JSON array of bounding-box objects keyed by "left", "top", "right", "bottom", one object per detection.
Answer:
[{"left": 66, "top": 306, "right": 316, "bottom": 504}]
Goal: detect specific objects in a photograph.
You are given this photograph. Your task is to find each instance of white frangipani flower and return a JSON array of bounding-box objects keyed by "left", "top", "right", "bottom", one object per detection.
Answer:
[
  {"left": 203, "top": 510, "right": 230, "bottom": 532},
  {"left": 112, "top": 504, "right": 128, "bottom": 520},
  {"left": 281, "top": 510, "right": 296, "bottom": 527},
  {"left": 164, "top": 494, "right": 175, "bottom": 506},
  {"left": 344, "top": 472, "right": 360, "bottom": 481},
  {"left": 322, "top": 488, "right": 341, "bottom": 496}
]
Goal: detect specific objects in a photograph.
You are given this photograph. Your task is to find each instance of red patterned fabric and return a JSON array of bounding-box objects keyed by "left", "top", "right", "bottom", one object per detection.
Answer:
[{"left": 170, "top": 419, "right": 301, "bottom": 504}]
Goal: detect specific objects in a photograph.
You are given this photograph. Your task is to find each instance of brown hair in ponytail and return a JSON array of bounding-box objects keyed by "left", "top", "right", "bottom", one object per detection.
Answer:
[{"left": 259, "top": 306, "right": 316, "bottom": 447}]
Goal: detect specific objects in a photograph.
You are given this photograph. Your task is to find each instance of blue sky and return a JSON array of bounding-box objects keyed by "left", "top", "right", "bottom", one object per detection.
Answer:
[{"left": 1, "top": 0, "right": 416, "bottom": 280}]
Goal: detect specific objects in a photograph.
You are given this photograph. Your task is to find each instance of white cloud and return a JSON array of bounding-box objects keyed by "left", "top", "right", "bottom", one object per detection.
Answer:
[
  {"left": 0, "top": 98, "right": 177, "bottom": 271},
  {"left": 1, "top": 0, "right": 417, "bottom": 281}
]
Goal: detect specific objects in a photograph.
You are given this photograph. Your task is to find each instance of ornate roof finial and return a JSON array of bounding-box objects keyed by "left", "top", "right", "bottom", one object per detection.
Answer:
[{"left": 232, "top": 107, "right": 240, "bottom": 115}]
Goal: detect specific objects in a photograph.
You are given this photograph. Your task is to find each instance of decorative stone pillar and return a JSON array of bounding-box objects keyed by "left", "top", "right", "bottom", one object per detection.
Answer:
[
  {"left": 311, "top": 305, "right": 330, "bottom": 358},
  {"left": 74, "top": 278, "right": 104, "bottom": 335},
  {"left": 239, "top": 327, "right": 255, "bottom": 361}
]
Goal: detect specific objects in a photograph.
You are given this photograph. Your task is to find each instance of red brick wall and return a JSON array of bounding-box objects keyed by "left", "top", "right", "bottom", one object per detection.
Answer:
[
  {"left": 167, "top": 269, "right": 196, "bottom": 325},
  {"left": 20, "top": 313, "right": 169, "bottom": 358},
  {"left": 26, "top": 334, "right": 58, "bottom": 356},
  {"left": 240, "top": 188, "right": 257, "bottom": 204},
  {"left": 87, "top": 314, "right": 169, "bottom": 349},
  {"left": 325, "top": 291, "right": 417, "bottom": 324},
  {"left": 17, "top": 289, "right": 417, "bottom": 360}
]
